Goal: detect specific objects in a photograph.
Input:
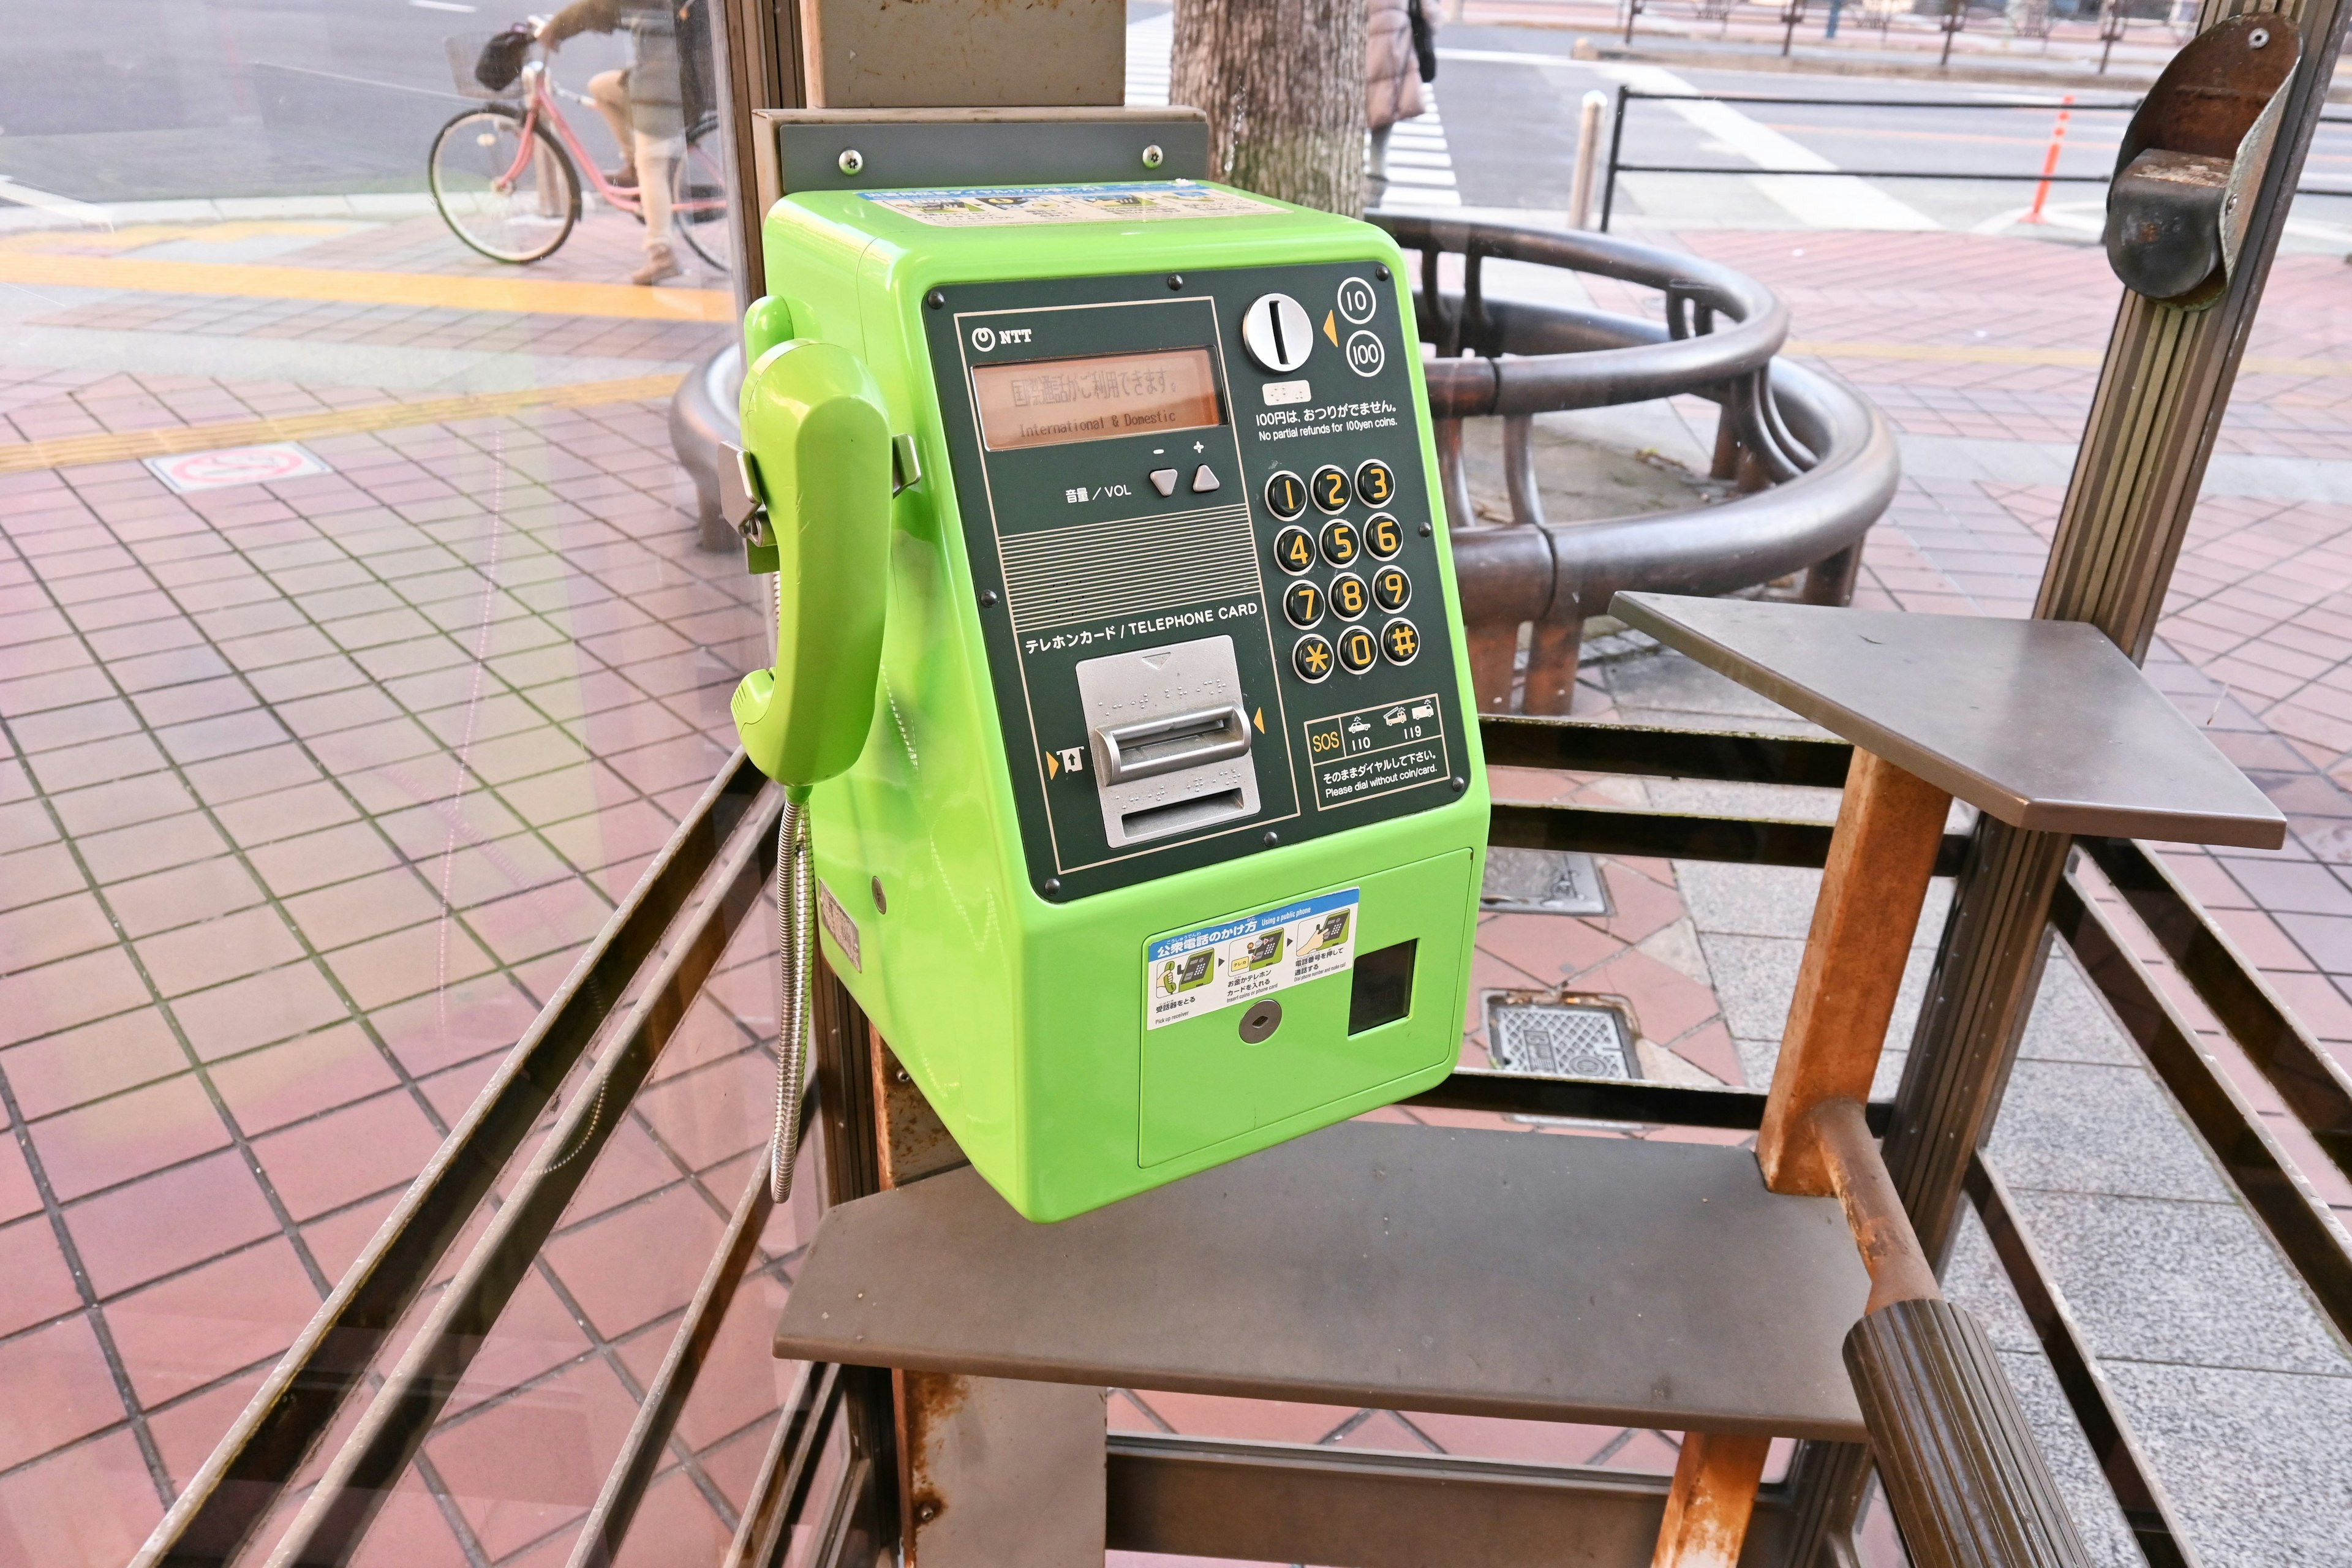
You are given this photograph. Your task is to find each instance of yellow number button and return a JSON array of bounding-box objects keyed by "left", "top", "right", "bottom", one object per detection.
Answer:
[
  {"left": 1330, "top": 572, "right": 1369, "bottom": 621},
  {"left": 1365, "top": 513, "right": 1403, "bottom": 559},
  {"left": 1354, "top": 460, "right": 1395, "bottom": 507},
  {"left": 1311, "top": 465, "right": 1350, "bottom": 514},
  {"left": 1283, "top": 579, "right": 1324, "bottom": 628},
  {"left": 1319, "top": 519, "right": 1360, "bottom": 567},
  {"left": 1337, "top": 625, "right": 1378, "bottom": 675},
  {"left": 1264, "top": 470, "right": 1306, "bottom": 521},
  {"left": 1371, "top": 566, "right": 1411, "bottom": 612},
  {"left": 1273, "top": 526, "right": 1316, "bottom": 575}
]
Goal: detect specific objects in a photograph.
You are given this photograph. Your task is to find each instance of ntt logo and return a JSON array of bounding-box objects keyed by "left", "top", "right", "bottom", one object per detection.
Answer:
[{"left": 971, "top": 326, "right": 995, "bottom": 351}]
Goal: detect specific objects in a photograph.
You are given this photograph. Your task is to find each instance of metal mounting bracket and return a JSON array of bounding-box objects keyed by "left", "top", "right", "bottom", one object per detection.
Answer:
[{"left": 2104, "top": 12, "right": 2301, "bottom": 308}]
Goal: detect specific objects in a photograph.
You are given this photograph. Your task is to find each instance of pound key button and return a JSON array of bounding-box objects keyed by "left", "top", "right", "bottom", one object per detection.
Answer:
[
  {"left": 1364, "top": 513, "right": 1404, "bottom": 560},
  {"left": 1292, "top": 633, "right": 1336, "bottom": 684},
  {"left": 1381, "top": 618, "right": 1422, "bottom": 666},
  {"left": 1354, "top": 460, "right": 1396, "bottom": 508},
  {"left": 1283, "top": 579, "right": 1325, "bottom": 629},
  {"left": 1319, "top": 518, "right": 1361, "bottom": 567},
  {"left": 1371, "top": 566, "right": 1411, "bottom": 612},
  {"left": 1336, "top": 625, "right": 1379, "bottom": 676},
  {"left": 1264, "top": 470, "right": 1308, "bottom": 521}
]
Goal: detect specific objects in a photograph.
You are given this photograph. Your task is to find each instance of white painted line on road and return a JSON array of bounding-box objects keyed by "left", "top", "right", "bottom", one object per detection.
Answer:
[
  {"left": 410, "top": 0, "right": 478, "bottom": 11},
  {"left": 0, "top": 178, "right": 112, "bottom": 228},
  {"left": 1596, "top": 63, "right": 1942, "bottom": 232},
  {"left": 1127, "top": 10, "right": 1172, "bottom": 106}
]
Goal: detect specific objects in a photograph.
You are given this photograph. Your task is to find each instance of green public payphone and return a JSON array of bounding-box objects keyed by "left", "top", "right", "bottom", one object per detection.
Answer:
[{"left": 726, "top": 130, "right": 1489, "bottom": 1223}]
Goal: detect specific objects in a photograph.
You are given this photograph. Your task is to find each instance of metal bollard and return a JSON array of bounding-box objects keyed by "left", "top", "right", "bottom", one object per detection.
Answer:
[{"left": 1567, "top": 90, "right": 1608, "bottom": 230}]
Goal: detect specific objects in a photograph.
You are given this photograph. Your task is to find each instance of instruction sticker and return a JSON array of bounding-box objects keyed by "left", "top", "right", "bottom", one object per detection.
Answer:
[
  {"left": 1144, "top": 889, "right": 1359, "bottom": 1030},
  {"left": 862, "top": 182, "right": 1283, "bottom": 228}
]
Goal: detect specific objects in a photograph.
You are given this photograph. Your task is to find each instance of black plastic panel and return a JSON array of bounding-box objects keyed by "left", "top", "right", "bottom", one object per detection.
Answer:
[{"left": 924, "top": 263, "right": 1468, "bottom": 901}]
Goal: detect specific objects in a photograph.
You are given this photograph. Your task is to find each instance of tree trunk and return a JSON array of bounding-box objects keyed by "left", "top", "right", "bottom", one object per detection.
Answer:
[{"left": 1170, "top": 0, "right": 1370, "bottom": 218}]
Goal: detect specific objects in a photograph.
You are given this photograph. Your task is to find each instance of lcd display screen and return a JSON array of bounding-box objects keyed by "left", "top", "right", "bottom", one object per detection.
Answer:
[{"left": 971, "top": 348, "right": 1223, "bottom": 450}]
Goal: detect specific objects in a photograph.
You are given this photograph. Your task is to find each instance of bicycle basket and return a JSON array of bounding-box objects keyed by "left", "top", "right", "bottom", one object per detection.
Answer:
[{"left": 454, "top": 26, "right": 532, "bottom": 97}]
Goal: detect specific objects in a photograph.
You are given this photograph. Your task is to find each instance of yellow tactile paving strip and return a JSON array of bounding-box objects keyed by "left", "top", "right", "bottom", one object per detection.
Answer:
[
  {"left": 0, "top": 371, "right": 687, "bottom": 476},
  {"left": 0, "top": 251, "right": 733, "bottom": 323}
]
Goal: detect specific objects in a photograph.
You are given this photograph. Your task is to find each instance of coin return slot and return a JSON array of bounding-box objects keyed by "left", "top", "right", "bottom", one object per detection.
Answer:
[
  {"left": 1097, "top": 705, "right": 1251, "bottom": 785},
  {"left": 1121, "top": 788, "right": 1250, "bottom": 843}
]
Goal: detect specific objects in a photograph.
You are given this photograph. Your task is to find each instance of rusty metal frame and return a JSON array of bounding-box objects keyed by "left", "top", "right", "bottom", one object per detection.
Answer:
[
  {"left": 137, "top": 714, "right": 2352, "bottom": 1568},
  {"left": 130, "top": 756, "right": 776, "bottom": 1568}
]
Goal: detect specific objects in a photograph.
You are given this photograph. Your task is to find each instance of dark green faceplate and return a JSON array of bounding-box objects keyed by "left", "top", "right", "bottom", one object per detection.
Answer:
[{"left": 924, "top": 262, "right": 1468, "bottom": 902}]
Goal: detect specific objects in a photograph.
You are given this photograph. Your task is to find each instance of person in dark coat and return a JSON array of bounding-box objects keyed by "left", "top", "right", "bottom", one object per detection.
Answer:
[{"left": 1367, "top": 0, "right": 1436, "bottom": 208}]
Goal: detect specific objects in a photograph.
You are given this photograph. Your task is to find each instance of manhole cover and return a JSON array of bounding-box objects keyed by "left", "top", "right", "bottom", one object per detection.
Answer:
[
  {"left": 1484, "top": 993, "right": 1640, "bottom": 1080},
  {"left": 1480, "top": 848, "right": 1609, "bottom": 916}
]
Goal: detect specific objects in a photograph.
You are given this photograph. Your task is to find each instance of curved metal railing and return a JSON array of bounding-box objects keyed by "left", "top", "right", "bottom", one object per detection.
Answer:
[{"left": 1372, "top": 214, "right": 1901, "bottom": 714}]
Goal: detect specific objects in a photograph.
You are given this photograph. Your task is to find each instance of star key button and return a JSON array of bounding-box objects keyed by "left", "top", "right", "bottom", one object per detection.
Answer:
[
  {"left": 1336, "top": 625, "right": 1378, "bottom": 676},
  {"left": 1292, "top": 633, "right": 1335, "bottom": 683}
]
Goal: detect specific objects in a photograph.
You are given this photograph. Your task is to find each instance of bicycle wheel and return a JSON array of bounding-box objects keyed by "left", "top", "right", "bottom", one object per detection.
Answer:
[
  {"left": 430, "top": 105, "right": 579, "bottom": 264},
  {"left": 668, "top": 114, "right": 733, "bottom": 274}
]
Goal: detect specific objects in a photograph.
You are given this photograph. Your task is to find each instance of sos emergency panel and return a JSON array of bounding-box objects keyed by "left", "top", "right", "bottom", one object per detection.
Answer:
[{"left": 732, "top": 178, "right": 1488, "bottom": 1221}]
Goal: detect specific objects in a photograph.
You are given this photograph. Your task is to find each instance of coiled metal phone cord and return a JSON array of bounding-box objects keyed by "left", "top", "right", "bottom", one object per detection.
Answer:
[{"left": 769, "top": 797, "right": 812, "bottom": 1204}]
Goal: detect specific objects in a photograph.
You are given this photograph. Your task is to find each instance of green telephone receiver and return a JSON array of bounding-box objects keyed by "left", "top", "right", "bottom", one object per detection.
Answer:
[{"left": 723, "top": 330, "right": 892, "bottom": 1203}]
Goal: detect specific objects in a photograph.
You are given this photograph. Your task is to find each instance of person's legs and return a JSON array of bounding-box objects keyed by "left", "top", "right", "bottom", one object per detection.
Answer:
[
  {"left": 631, "top": 129, "right": 681, "bottom": 283},
  {"left": 586, "top": 70, "right": 638, "bottom": 183}
]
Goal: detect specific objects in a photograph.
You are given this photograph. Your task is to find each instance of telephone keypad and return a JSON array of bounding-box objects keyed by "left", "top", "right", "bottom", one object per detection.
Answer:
[
  {"left": 1371, "top": 566, "right": 1411, "bottom": 612},
  {"left": 1330, "top": 572, "right": 1370, "bottom": 621},
  {"left": 1265, "top": 470, "right": 1307, "bottom": 520},
  {"left": 1335, "top": 626, "right": 1379, "bottom": 676},
  {"left": 1364, "top": 513, "right": 1404, "bottom": 560},
  {"left": 1354, "top": 460, "right": 1396, "bottom": 508}
]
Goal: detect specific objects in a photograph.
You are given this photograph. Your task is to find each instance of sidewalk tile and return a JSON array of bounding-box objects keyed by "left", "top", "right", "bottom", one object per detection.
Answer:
[
  {"left": 105, "top": 1237, "right": 318, "bottom": 1407},
  {"left": 0, "top": 1313, "right": 127, "bottom": 1470},
  {"left": 249, "top": 1090, "right": 441, "bottom": 1221},
  {"left": 1, "top": 1009, "right": 186, "bottom": 1122},
  {"left": 0, "top": 1213, "right": 83, "bottom": 1338},
  {"left": 31, "top": 1074, "right": 228, "bottom": 1204}
]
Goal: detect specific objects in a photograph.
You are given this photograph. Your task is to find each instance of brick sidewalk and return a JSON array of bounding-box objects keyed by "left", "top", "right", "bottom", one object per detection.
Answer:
[{"left": 4, "top": 199, "right": 2351, "bottom": 1567}]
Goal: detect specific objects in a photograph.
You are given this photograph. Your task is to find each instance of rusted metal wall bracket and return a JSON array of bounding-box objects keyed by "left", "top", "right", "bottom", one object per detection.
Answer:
[{"left": 2105, "top": 13, "right": 2300, "bottom": 306}]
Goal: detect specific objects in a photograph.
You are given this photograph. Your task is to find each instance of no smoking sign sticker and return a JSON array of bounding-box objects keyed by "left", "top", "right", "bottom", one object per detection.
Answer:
[{"left": 146, "top": 442, "right": 333, "bottom": 494}]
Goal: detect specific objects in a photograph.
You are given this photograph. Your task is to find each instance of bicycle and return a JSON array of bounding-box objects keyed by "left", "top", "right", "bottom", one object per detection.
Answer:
[{"left": 430, "top": 31, "right": 730, "bottom": 271}]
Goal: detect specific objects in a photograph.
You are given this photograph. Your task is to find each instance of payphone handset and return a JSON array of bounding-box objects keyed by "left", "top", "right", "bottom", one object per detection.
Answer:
[
  {"left": 723, "top": 334, "right": 893, "bottom": 1202},
  {"left": 733, "top": 176, "right": 1490, "bottom": 1222}
]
